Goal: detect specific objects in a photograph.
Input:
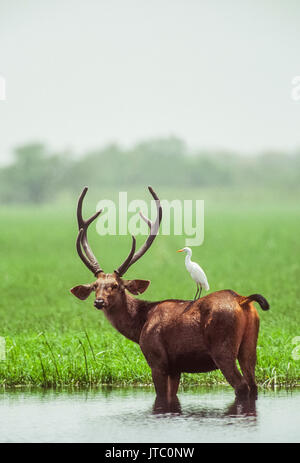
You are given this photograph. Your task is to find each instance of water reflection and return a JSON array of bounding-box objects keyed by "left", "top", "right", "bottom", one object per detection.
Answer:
[
  {"left": 0, "top": 386, "right": 299, "bottom": 443},
  {"left": 152, "top": 395, "right": 256, "bottom": 418},
  {"left": 153, "top": 396, "right": 182, "bottom": 414}
]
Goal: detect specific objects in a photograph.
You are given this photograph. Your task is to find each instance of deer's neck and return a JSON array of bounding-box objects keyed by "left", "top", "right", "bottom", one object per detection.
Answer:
[{"left": 103, "top": 293, "right": 155, "bottom": 344}]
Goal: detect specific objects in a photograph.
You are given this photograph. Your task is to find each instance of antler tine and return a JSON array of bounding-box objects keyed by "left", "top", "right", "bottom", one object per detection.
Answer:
[
  {"left": 116, "top": 186, "right": 162, "bottom": 276},
  {"left": 76, "top": 187, "right": 103, "bottom": 276},
  {"left": 115, "top": 235, "right": 136, "bottom": 276},
  {"left": 129, "top": 186, "right": 162, "bottom": 266},
  {"left": 76, "top": 229, "right": 97, "bottom": 275}
]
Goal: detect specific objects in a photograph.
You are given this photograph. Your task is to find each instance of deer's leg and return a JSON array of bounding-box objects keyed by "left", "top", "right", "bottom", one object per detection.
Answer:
[
  {"left": 206, "top": 311, "right": 248, "bottom": 399},
  {"left": 238, "top": 313, "right": 260, "bottom": 398},
  {"left": 151, "top": 368, "right": 169, "bottom": 399},
  {"left": 167, "top": 373, "right": 181, "bottom": 401},
  {"left": 212, "top": 353, "right": 249, "bottom": 399},
  {"left": 209, "top": 337, "right": 249, "bottom": 399}
]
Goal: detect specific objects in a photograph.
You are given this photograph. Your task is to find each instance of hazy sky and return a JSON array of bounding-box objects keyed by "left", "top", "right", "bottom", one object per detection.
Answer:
[{"left": 1, "top": 0, "right": 300, "bottom": 163}]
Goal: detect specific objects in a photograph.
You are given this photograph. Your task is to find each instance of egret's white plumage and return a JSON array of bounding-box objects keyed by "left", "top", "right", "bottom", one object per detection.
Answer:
[{"left": 177, "top": 247, "right": 209, "bottom": 299}]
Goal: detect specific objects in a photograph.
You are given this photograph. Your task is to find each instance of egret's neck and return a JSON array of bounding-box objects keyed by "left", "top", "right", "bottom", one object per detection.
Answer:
[{"left": 185, "top": 252, "right": 192, "bottom": 265}]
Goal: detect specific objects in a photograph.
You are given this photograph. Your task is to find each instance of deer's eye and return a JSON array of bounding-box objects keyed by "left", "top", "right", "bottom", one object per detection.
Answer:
[{"left": 112, "top": 283, "right": 118, "bottom": 289}]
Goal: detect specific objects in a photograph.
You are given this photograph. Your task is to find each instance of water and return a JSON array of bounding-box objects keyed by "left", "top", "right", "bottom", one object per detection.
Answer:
[{"left": 0, "top": 386, "right": 299, "bottom": 443}]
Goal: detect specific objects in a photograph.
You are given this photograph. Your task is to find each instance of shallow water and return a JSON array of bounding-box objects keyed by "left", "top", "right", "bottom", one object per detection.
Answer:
[{"left": 0, "top": 386, "right": 299, "bottom": 443}]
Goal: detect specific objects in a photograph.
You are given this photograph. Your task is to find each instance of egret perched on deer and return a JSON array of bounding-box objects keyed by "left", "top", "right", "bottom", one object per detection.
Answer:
[{"left": 177, "top": 247, "right": 209, "bottom": 300}]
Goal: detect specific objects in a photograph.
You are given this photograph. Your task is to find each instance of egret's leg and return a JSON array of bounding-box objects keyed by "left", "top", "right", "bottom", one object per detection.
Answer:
[
  {"left": 199, "top": 286, "right": 202, "bottom": 298},
  {"left": 194, "top": 284, "right": 199, "bottom": 301},
  {"left": 193, "top": 285, "right": 197, "bottom": 300}
]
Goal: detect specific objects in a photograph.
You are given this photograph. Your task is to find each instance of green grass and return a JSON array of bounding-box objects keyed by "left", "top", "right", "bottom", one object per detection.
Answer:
[{"left": 0, "top": 188, "right": 300, "bottom": 387}]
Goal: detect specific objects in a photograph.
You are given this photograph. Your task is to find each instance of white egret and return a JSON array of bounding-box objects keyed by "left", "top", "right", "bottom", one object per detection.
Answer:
[{"left": 177, "top": 247, "right": 209, "bottom": 300}]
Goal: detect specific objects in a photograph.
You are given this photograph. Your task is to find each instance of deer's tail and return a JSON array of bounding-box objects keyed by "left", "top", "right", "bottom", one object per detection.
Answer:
[{"left": 239, "top": 294, "right": 270, "bottom": 311}]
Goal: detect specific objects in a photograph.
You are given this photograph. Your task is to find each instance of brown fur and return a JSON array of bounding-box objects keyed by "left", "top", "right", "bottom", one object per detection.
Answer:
[{"left": 71, "top": 273, "right": 269, "bottom": 402}]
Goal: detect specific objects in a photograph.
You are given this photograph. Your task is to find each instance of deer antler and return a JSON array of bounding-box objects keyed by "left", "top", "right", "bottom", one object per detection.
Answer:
[
  {"left": 75, "top": 186, "right": 162, "bottom": 277},
  {"left": 115, "top": 186, "right": 162, "bottom": 276},
  {"left": 76, "top": 187, "right": 103, "bottom": 276}
]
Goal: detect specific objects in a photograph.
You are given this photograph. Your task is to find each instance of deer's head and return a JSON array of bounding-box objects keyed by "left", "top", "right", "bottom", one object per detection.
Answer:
[{"left": 70, "top": 187, "right": 162, "bottom": 311}]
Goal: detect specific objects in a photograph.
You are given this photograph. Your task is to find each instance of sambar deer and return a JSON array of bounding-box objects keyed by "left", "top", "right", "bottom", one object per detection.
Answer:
[{"left": 71, "top": 186, "right": 269, "bottom": 404}]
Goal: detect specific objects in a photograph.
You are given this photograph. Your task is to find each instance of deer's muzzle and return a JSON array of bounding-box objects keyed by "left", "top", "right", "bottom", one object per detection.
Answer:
[{"left": 94, "top": 298, "right": 105, "bottom": 310}]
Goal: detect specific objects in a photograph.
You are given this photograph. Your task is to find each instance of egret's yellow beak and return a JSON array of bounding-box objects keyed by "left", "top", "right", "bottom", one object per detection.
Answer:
[{"left": 177, "top": 249, "right": 184, "bottom": 252}]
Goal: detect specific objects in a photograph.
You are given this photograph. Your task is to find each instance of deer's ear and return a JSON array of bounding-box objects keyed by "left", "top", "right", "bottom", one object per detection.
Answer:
[
  {"left": 70, "top": 284, "right": 94, "bottom": 300},
  {"left": 123, "top": 279, "right": 150, "bottom": 295}
]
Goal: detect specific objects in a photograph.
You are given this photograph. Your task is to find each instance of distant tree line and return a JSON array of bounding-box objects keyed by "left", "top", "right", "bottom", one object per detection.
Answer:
[{"left": 0, "top": 137, "right": 299, "bottom": 203}]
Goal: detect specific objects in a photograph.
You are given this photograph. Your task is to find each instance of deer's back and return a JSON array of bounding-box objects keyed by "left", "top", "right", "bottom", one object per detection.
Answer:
[{"left": 139, "top": 290, "right": 256, "bottom": 374}]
